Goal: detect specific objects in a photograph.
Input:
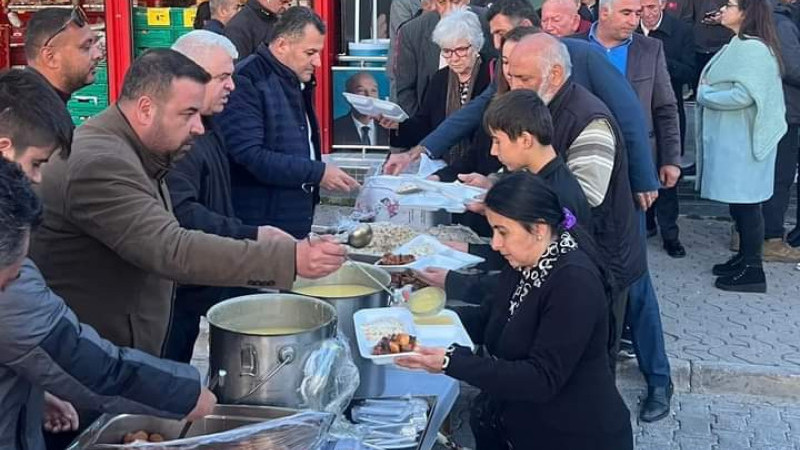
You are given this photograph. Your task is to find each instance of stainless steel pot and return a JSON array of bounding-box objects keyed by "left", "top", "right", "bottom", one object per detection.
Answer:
[
  {"left": 206, "top": 294, "right": 337, "bottom": 407},
  {"left": 292, "top": 262, "right": 391, "bottom": 398}
]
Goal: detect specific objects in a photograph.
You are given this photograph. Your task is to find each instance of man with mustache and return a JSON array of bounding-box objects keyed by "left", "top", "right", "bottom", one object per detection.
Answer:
[
  {"left": 30, "top": 49, "right": 346, "bottom": 358},
  {"left": 24, "top": 7, "right": 104, "bottom": 104}
]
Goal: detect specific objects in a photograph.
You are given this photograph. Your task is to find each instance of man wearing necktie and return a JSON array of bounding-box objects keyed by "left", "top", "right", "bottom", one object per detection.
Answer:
[{"left": 333, "top": 72, "right": 390, "bottom": 147}]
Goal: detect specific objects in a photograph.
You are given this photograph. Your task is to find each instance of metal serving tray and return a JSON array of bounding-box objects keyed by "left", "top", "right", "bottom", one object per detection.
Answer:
[{"left": 76, "top": 405, "right": 298, "bottom": 448}]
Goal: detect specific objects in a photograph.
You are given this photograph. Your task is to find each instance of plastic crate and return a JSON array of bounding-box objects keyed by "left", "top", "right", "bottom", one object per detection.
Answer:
[
  {"left": 134, "top": 28, "right": 174, "bottom": 48},
  {"left": 170, "top": 7, "right": 196, "bottom": 29},
  {"left": 93, "top": 66, "right": 108, "bottom": 85}
]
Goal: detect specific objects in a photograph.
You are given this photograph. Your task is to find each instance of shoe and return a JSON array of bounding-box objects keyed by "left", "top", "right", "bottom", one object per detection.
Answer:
[
  {"left": 714, "top": 265, "right": 766, "bottom": 293},
  {"left": 640, "top": 381, "right": 673, "bottom": 422},
  {"left": 762, "top": 238, "right": 800, "bottom": 262},
  {"left": 730, "top": 227, "right": 740, "bottom": 253},
  {"left": 787, "top": 227, "right": 800, "bottom": 247},
  {"left": 663, "top": 239, "right": 686, "bottom": 258},
  {"left": 712, "top": 254, "right": 743, "bottom": 276},
  {"left": 647, "top": 227, "right": 658, "bottom": 238},
  {"left": 618, "top": 338, "right": 636, "bottom": 360}
]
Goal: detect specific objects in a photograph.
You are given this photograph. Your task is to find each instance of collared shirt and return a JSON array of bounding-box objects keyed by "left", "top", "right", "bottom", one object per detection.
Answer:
[
  {"left": 588, "top": 22, "right": 633, "bottom": 76},
  {"left": 351, "top": 115, "right": 376, "bottom": 145},
  {"left": 640, "top": 12, "right": 664, "bottom": 36},
  {"left": 300, "top": 82, "right": 315, "bottom": 161}
]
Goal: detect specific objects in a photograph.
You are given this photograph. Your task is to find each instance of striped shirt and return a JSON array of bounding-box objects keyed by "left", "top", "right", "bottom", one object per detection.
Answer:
[{"left": 565, "top": 118, "right": 616, "bottom": 207}]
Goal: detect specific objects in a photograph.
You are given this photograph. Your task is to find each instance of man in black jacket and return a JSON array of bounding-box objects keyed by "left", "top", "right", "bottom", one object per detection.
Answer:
[
  {"left": 763, "top": 0, "right": 800, "bottom": 253},
  {"left": 203, "top": 0, "right": 240, "bottom": 35},
  {"left": 224, "top": 0, "right": 290, "bottom": 59},
  {"left": 165, "top": 31, "right": 293, "bottom": 362}
]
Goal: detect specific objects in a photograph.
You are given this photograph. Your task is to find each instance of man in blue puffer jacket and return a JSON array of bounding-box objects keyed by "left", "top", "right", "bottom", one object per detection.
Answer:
[{"left": 218, "top": 6, "right": 359, "bottom": 238}]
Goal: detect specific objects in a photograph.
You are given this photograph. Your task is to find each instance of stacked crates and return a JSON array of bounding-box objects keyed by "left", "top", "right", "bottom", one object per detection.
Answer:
[
  {"left": 68, "top": 63, "right": 109, "bottom": 125},
  {"left": 133, "top": 7, "right": 196, "bottom": 57}
]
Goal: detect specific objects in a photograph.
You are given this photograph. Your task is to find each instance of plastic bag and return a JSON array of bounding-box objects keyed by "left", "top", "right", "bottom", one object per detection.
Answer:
[
  {"left": 299, "top": 335, "right": 360, "bottom": 416},
  {"left": 67, "top": 410, "right": 334, "bottom": 450}
]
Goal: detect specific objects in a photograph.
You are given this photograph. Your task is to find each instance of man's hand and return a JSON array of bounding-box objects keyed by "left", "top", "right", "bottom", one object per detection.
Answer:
[
  {"left": 443, "top": 241, "right": 468, "bottom": 252},
  {"left": 659, "top": 165, "right": 681, "bottom": 189},
  {"left": 186, "top": 387, "right": 217, "bottom": 421},
  {"left": 383, "top": 146, "right": 424, "bottom": 175},
  {"left": 320, "top": 164, "right": 360, "bottom": 192},
  {"left": 465, "top": 199, "right": 487, "bottom": 215},
  {"left": 395, "top": 346, "right": 447, "bottom": 373},
  {"left": 296, "top": 235, "right": 346, "bottom": 278},
  {"left": 257, "top": 226, "right": 294, "bottom": 242},
  {"left": 43, "top": 392, "right": 79, "bottom": 433},
  {"left": 414, "top": 267, "right": 449, "bottom": 289},
  {"left": 635, "top": 191, "right": 659, "bottom": 211},
  {"left": 457, "top": 173, "right": 492, "bottom": 189},
  {"left": 376, "top": 114, "right": 399, "bottom": 130}
]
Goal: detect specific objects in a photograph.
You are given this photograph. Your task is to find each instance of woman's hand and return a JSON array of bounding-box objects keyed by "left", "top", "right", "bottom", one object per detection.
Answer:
[
  {"left": 43, "top": 392, "right": 79, "bottom": 433},
  {"left": 376, "top": 114, "right": 400, "bottom": 130},
  {"left": 414, "top": 267, "right": 449, "bottom": 289},
  {"left": 395, "top": 346, "right": 447, "bottom": 373}
]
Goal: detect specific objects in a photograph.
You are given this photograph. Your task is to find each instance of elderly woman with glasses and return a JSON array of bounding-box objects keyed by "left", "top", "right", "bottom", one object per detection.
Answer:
[{"left": 384, "top": 7, "right": 493, "bottom": 176}]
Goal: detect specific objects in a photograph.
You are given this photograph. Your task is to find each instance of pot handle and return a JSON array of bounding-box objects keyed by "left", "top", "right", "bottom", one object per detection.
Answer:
[
  {"left": 233, "top": 345, "right": 296, "bottom": 404},
  {"left": 240, "top": 345, "right": 258, "bottom": 377}
]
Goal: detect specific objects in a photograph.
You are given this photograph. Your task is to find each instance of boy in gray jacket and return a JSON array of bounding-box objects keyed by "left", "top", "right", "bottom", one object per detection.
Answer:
[{"left": 0, "top": 69, "right": 216, "bottom": 450}]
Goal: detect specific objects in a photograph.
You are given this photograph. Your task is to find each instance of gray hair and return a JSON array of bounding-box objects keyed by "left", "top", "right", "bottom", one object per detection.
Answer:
[
  {"left": 432, "top": 7, "right": 485, "bottom": 52},
  {"left": 599, "top": 0, "right": 617, "bottom": 10},
  {"left": 172, "top": 30, "right": 238, "bottom": 61},
  {"left": 209, "top": 0, "right": 237, "bottom": 16},
  {"left": 542, "top": 0, "right": 581, "bottom": 11},
  {"left": 536, "top": 33, "right": 573, "bottom": 80}
]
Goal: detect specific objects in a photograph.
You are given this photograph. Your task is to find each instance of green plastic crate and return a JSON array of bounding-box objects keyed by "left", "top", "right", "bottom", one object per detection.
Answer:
[
  {"left": 73, "top": 82, "right": 108, "bottom": 99},
  {"left": 134, "top": 28, "right": 174, "bottom": 48},
  {"left": 134, "top": 7, "right": 195, "bottom": 30},
  {"left": 93, "top": 66, "right": 108, "bottom": 85},
  {"left": 170, "top": 7, "right": 196, "bottom": 30}
]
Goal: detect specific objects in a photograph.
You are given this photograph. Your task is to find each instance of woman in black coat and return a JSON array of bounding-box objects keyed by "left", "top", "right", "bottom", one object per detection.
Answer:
[{"left": 397, "top": 173, "right": 633, "bottom": 450}]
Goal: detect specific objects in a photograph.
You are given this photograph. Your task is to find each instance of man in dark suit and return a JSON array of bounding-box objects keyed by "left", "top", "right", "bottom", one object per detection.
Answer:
[
  {"left": 638, "top": 0, "right": 695, "bottom": 247},
  {"left": 333, "top": 72, "right": 390, "bottom": 147},
  {"left": 578, "top": 0, "right": 681, "bottom": 423}
]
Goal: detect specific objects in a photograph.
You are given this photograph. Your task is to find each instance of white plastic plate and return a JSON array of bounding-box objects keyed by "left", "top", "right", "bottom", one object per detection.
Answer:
[
  {"left": 353, "top": 307, "right": 419, "bottom": 365},
  {"left": 414, "top": 309, "right": 475, "bottom": 351}
]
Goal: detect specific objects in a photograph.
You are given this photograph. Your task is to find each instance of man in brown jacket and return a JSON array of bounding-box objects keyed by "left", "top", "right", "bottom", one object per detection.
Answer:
[{"left": 30, "top": 49, "right": 346, "bottom": 357}]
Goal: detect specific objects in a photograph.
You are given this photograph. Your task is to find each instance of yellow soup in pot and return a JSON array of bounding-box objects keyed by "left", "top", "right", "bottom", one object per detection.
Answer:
[{"left": 294, "top": 284, "right": 380, "bottom": 298}]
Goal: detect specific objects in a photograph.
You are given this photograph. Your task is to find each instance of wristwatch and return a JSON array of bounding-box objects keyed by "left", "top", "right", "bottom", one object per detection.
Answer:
[{"left": 441, "top": 345, "right": 457, "bottom": 371}]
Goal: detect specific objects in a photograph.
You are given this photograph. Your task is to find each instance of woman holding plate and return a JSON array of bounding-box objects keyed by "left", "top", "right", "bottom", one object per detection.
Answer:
[{"left": 396, "top": 172, "right": 632, "bottom": 450}]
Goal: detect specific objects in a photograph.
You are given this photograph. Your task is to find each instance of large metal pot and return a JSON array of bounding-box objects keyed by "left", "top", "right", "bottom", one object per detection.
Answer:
[
  {"left": 292, "top": 262, "right": 391, "bottom": 398},
  {"left": 206, "top": 294, "right": 336, "bottom": 407}
]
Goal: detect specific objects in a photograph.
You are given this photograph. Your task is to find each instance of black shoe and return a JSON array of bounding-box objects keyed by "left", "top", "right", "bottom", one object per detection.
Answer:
[
  {"left": 640, "top": 381, "right": 673, "bottom": 422},
  {"left": 647, "top": 227, "right": 658, "bottom": 238},
  {"left": 712, "top": 254, "right": 743, "bottom": 276},
  {"left": 681, "top": 163, "right": 696, "bottom": 176},
  {"left": 714, "top": 265, "right": 766, "bottom": 293},
  {"left": 788, "top": 227, "right": 800, "bottom": 247},
  {"left": 663, "top": 240, "right": 686, "bottom": 258}
]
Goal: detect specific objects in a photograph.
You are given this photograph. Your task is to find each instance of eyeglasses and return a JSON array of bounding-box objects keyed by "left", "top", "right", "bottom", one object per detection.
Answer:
[
  {"left": 441, "top": 45, "right": 471, "bottom": 58},
  {"left": 43, "top": 6, "right": 88, "bottom": 47}
]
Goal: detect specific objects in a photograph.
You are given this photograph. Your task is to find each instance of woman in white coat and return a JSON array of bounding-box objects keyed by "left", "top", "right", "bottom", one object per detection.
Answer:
[{"left": 695, "top": 0, "right": 786, "bottom": 293}]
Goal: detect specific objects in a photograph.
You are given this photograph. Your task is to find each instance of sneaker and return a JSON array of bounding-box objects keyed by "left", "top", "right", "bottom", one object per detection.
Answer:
[
  {"left": 618, "top": 338, "right": 636, "bottom": 360},
  {"left": 714, "top": 265, "right": 767, "bottom": 293},
  {"left": 712, "top": 254, "right": 743, "bottom": 276},
  {"left": 763, "top": 238, "right": 800, "bottom": 263}
]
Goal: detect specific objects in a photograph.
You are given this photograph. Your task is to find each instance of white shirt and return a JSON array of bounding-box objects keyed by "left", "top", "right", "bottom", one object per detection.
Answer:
[
  {"left": 301, "top": 82, "right": 315, "bottom": 161},
  {"left": 641, "top": 12, "right": 664, "bottom": 37},
  {"left": 351, "top": 115, "right": 377, "bottom": 146}
]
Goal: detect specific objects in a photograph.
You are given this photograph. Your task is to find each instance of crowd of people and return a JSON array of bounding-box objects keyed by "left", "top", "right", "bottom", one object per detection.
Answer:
[{"left": 0, "top": 0, "right": 797, "bottom": 448}]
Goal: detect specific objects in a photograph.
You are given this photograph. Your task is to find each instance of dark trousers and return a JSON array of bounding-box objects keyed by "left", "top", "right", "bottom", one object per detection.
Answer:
[
  {"left": 693, "top": 52, "right": 716, "bottom": 93},
  {"left": 609, "top": 286, "right": 631, "bottom": 376},
  {"left": 762, "top": 125, "right": 800, "bottom": 239},
  {"left": 675, "top": 86, "right": 687, "bottom": 156},
  {"left": 646, "top": 186, "right": 680, "bottom": 242},
  {"left": 730, "top": 203, "right": 764, "bottom": 266},
  {"left": 625, "top": 212, "right": 671, "bottom": 388}
]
